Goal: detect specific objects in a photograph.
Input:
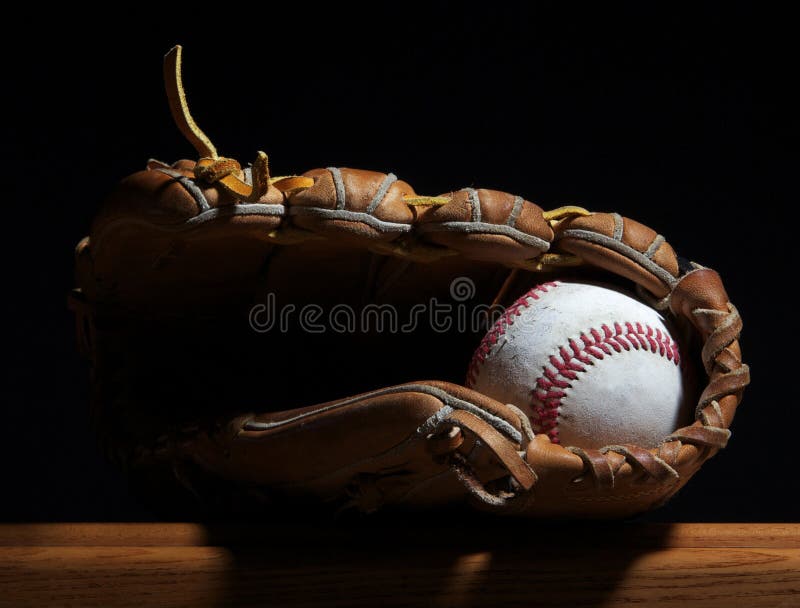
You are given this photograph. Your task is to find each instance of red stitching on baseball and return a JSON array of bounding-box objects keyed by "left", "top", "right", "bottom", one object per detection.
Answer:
[
  {"left": 465, "top": 281, "right": 681, "bottom": 445},
  {"left": 465, "top": 282, "right": 560, "bottom": 387},
  {"left": 533, "top": 322, "right": 680, "bottom": 444}
]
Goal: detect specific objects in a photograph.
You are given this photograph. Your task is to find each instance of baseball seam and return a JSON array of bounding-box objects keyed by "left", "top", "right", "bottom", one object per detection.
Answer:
[
  {"left": 533, "top": 321, "right": 680, "bottom": 444},
  {"left": 466, "top": 281, "right": 681, "bottom": 445},
  {"left": 465, "top": 281, "right": 560, "bottom": 387}
]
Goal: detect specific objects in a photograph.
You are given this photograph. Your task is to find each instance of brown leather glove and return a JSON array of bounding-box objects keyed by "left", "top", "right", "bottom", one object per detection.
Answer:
[{"left": 70, "top": 47, "right": 749, "bottom": 518}]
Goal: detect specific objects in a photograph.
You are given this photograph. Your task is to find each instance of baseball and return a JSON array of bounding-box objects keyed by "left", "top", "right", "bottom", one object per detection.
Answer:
[{"left": 466, "top": 280, "right": 693, "bottom": 449}]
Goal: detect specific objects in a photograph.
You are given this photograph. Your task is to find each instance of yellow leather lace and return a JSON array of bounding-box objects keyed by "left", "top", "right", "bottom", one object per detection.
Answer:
[{"left": 164, "top": 46, "right": 313, "bottom": 201}]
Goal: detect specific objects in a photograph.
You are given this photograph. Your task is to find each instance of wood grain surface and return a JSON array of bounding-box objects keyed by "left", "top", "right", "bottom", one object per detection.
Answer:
[{"left": 0, "top": 524, "right": 797, "bottom": 607}]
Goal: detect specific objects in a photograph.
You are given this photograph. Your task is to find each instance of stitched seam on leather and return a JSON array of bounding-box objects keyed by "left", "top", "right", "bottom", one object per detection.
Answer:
[
  {"left": 644, "top": 234, "right": 665, "bottom": 259},
  {"left": 155, "top": 168, "right": 210, "bottom": 212},
  {"left": 90, "top": 205, "right": 286, "bottom": 251},
  {"left": 244, "top": 384, "right": 523, "bottom": 444},
  {"left": 417, "top": 221, "right": 550, "bottom": 249},
  {"left": 612, "top": 213, "right": 624, "bottom": 241},
  {"left": 366, "top": 173, "right": 398, "bottom": 214},
  {"left": 327, "top": 167, "right": 346, "bottom": 210},
  {"left": 465, "top": 188, "right": 481, "bottom": 223},
  {"left": 185, "top": 205, "right": 285, "bottom": 223},
  {"left": 243, "top": 383, "right": 445, "bottom": 430},
  {"left": 557, "top": 228, "right": 679, "bottom": 287},
  {"left": 288, "top": 207, "right": 414, "bottom": 232},
  {"left": 533, "top": 321, "right": 680, "bottom": 444},
  {"left": 465, "top": 281, "right": 560, "bottom": 388},
  {"left": 506, "top": 195, "right": 524, "bottom": 226}
]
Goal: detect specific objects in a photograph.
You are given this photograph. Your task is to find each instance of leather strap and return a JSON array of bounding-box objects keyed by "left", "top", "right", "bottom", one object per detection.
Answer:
[{"left": 442, "top": 409, "right": 537, "bottom": 491}]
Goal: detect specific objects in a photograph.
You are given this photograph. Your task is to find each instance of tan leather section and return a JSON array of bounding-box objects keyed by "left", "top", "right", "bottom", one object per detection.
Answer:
[
  {"left": 716, "top": 394, "right": 739, "bottom": 429},
  {"left": 360, "top": 172, "right": 415, "bottom": 223},
  {"left": 415, "top": 189, "right": 472, "bottom": 223},
  {"left": 703, "top": 328, "right": 744, "bottom": 378},
  {"left": 672, "top": 441, "right": 709, "bottom": 472},
  {"left": 657, "top": 440, "right": 682, "bottom": 466},
  {"left": 92, "top": 170, "right": 200, "bottom": 233},
  {"left": 287, "top": 169, "right": 415, "bottom": 243},
  {"left": 204, "top": 390, "right": 447, "bottom": 485},
  {"left": 563, "top": 471, "right": 684, "bottom": 518},
  {"left": 573, "top": 448, "right": 615, "bottom": 490},
  {"left": 290, "top": 168, "right": 416, "bottom": 224},
  {"left": 291, "top": 168, "right": 334, "bottom": 208},
  {"left": 555, "top": 213, "right": 680, "bottom": 279},
  {"left": 698, "top": 370, "right": 747, "bottom": 407},
  {"left": 88, "top": 225, "right": 279, "bottom": 313},
  {"left": 416, "top": 190, "right": 552, "bottom": 263},
  {"left": 343, "top": 169, "right": 409, "bottom": 219},
  {"left": 651, "top": 241, "right": 679, "bottom": 277},
  {"left": 418, "top": 189, "right": 553, "bottom": 239},
  {"left": 475, "top": 190, "right": 519, "bottom": 224},
  {"left": 447, "top": 409, "right": 536, "bottom": 489},
  {"left": 524, "top": 435, "right": 584, "bottom": 485},
  {"left": 699, "top": 401, "right": 724, "bottom": 428},
  {"left": 670, "top": 426, "right": 729, "bottom": 449},
  {"left": 82, "top": 163, "right": 292, "bottom": 314},
  {"left": 557, "top": 239, "right": 671, "bottom": 297},
  {"left": 91, "top": 166, "right": 283, "bottom": 240},
  {"left": 560, "top": 213, "right": 617, "bottom": 237},
  {"left": 620, "top": 218, "right": 679, "bottom": 277},
  {"left": 514, "top": 201, "right": 554, "bottom": 239},
  {"left": 511, "top": 435, "right": 684, "bottom": 519},
  {"left": 425, "top": 381, "right": 526, "bottom": 432},
  {"left": 609, "top": 445, "right": 676, "bottom": 482},
  {"left": 605, "top": 450, "right": 628, "bottom": 475},
  {"left": 557, "top": 213, "right": 679, "bottom": 279},
  {"left": 716, "top": 346, "right": 741, "bottom": 372},
  {"left": 669, "top": 269, "right": 730, "bottom": 322},
  {"left": 620, "top": 217, "right": 658, "bottom": 250},
  {"left": 182, "top": 381, "right": 541, "bottom": 510},
  {"left": 622, "top": 217, "right": 658, "bottom": 252},
  {"left": 648, "top": 271, "right": 744, "bottom": 501}
]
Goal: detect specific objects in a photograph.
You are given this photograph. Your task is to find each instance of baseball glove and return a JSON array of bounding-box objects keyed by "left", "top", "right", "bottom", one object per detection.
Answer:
[{"left": 70, "top": 46, "right": 749, "bottom": 518}]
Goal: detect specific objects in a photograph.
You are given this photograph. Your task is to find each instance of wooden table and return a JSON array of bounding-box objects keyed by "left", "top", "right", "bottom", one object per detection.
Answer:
[{"left": 0, "top": 523, "right": 797, "bottom": 607}]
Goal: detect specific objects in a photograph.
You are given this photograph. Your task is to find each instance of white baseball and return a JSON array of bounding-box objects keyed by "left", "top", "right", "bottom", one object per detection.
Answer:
[{"left": 466, "top": 280, "right": 692, "bottom": 449}]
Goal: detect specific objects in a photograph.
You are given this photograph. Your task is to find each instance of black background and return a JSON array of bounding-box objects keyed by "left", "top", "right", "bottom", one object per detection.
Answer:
[{"left": 6, "top": 3, "right": 787, "bottom": 521}]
